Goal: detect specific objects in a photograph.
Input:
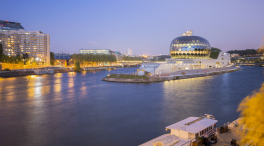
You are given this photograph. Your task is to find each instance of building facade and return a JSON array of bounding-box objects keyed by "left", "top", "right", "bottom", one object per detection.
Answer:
[
  {"left": 0, "top": 20, "right": 50, "bottom": 65},
  {"left": 127, "top": 48, "right": 133, "bottom": 56},
  {"left": 54, "top": 53, "right": 71, "bottom": 67},
  {"left": 79, "top": 49, "right": 110, "bottom": 54}
]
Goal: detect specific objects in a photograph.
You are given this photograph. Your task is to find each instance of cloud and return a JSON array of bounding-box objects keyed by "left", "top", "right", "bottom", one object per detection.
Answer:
[{"left": 88, "top": 41, "right": 99, "bottom": 45}]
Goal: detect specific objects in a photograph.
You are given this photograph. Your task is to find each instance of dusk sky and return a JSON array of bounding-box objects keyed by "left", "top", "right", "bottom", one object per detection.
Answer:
[{"left": 2, "top": 0, "right": 264, "bottom": 55}]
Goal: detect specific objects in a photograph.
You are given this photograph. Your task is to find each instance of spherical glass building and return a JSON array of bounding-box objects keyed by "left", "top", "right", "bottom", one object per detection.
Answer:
[{"left": 170, "top": 35, "right": 211, "bottom": 59}]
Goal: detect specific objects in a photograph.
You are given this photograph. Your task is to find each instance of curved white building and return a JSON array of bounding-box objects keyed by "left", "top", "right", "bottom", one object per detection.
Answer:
[{"left": 138, "top": 31, "right": 230, "bottom": 75}]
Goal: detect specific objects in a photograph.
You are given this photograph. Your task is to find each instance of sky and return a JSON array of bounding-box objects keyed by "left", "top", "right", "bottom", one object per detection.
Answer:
[{"left": 1, "top": 0, "right": 264, "bottom": 55}]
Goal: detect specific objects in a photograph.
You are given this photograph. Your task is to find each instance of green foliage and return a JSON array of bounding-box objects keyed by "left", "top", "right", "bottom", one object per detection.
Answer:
[
  {"left": 0, "top": 54, "right": 24, "bottom": 64},
  {"left": 0, "top": 43, "right": 3, "bottom": 59},
  {"left": 121, "top": 56, "right": 142, "bottom": 61},
  {"left": 227, "top": 49, "right": 258, "bottom": 56},
  {"left": 32, "top": 61, "right": 38, "bottom": 65},
  {"left": 22, "top": 53, "right": 29, "bottom": 65},
  {"left": 50, "top": 52, "right": 55, "bottom": 65},
  {"left": 107, "top": 74, "right": 148, "bottom": 79},
  {"left": 209, "top": 52, "right": 220, "bottom": 59},
  {"left": 71, "top": 54, "right": 117, "bottom": 64},
  {"left": 74, "top": 61, "right": 81, "bottom": 71},
  {"left": 211, "top": 47, "right": 221, "bottom": 52}
]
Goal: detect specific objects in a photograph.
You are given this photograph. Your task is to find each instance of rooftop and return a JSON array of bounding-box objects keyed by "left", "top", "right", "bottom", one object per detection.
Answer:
[
  {"left": 166, "top": 117, "right": 218, "bottom": 134},
  {"left": 139, "top": 134, "right": 191, "bottom": 146},
  {"left": 0, "top": 20, "right": 24, "bottom": 31}
]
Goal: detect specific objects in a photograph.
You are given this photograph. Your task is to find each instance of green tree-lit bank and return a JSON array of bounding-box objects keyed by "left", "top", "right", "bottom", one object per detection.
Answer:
[
  {"left": 0, "top": 43, "right": 31, "bottom": 65},
  {"left": 227, "top": 49, "right": 258, "bottom": 56},
  {"left": 71, "top": 54, "right": 142, "bottom": 66},
  {"left": 71, "top": 54, "right": 117, "bottom": 66},
  {"left": 50, "top": 52, "right": 55, "bottom": 66},
  {"left": 74, "top": 61, "right": 81, "bottom": 71}
]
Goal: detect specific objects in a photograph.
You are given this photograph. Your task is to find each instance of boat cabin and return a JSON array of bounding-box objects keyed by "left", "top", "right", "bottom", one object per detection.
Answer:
[{"left": 166, "top": 117, "right": 218, "bottom": 139}]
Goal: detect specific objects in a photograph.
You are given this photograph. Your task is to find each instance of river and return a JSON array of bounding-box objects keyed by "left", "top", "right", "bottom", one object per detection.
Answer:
[{"left": 0, "top": 66, "right": 263, "bottom": 146}]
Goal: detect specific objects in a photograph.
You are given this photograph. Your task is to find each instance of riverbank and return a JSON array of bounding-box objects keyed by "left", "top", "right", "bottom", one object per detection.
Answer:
[
  {"left": 0, "top": 66, "right": 122, "bottom": 77},
  {"left": 83, "top": 66, "right": 122, "bottom": 71},
  {"left": 102, "top": 66, "right": 241, "bottom": 83}
]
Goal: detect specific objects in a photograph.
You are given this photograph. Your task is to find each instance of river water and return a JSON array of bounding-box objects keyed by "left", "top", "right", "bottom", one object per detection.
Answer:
[{"left": 0, "top": 66, "right": 263, "bottom": 146}]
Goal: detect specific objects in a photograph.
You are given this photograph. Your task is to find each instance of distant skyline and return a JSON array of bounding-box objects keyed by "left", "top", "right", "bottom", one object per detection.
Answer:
[{"left": 1, "top": 0, "right": 264, "bottom": 55}]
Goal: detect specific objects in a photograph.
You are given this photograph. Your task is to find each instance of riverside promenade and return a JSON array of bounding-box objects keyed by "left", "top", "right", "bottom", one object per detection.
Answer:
[{"left": 102, "top": 65, "right": 241, "bottom": 83}]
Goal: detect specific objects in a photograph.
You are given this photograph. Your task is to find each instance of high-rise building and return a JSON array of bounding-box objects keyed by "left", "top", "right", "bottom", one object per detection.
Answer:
[
  {"left": 127, "top": 48, "right": 132, "bottom": 56},
  {"left": 0, "top": 21, "right": 50, "bottom": 65}
]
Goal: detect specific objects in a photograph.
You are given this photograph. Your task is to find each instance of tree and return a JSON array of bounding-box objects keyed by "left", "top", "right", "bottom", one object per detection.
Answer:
[
  {"left": 211, "top": 47, "right": 221, "bottom": 52},
  {"left": 237, "top": 83, "right": 264, "bottom": 145},
  {"left": 0, "top": 43, "right": 3, "bottom": 59},
  {"left": 22, "top": 53, "right": 29, "bottom": 65},
  {"left": 50, "top": 52, "right": 55, "bottom": 66},
  {"left": 71, "top": 54, "right": 117, "bottom": 65},
  {"left": 74, "top": 61, "right": 80, "bottom": 71}
]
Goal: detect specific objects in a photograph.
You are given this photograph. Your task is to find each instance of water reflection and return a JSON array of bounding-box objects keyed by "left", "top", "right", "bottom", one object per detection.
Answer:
[{"left": 0, "top": 67, "right": 263, "bottom": 146}]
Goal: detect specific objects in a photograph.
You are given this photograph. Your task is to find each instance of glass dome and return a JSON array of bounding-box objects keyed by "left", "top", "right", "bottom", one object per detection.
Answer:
[{"left": 170, "top": 36, "right": 211, "bottom": 59}]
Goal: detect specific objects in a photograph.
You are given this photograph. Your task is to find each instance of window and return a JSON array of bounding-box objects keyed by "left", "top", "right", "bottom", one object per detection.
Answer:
[{"left": 196, "top": 61, "right": 201, "bottom": 63}]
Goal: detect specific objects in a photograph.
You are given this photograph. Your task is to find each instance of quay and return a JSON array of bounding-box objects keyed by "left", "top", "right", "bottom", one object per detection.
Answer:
[
  {"left": 140, "top": 115, "right": 218, "bottom": 146},
  {"left": 140, "top": 116, "right": 248, "bottom": 146},
  {"left": 82, "top": 66, "right": 122, "bottom": 71},
  {"left": 0, "top": 65, "right": 127, "bottom": 77},
  {"left": 102, "top": 65, "right": 241, "bottom": 83}
]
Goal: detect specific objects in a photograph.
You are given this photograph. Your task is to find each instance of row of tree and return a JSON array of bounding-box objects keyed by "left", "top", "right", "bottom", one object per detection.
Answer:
[
  {"left": 71, "top": 54, "right": 117, "bottom": 64},
  {"left": 0, "top": 43, "right": 32, "bottom": 64},
  {"left": 227, "top": 49, "right": 258, "bottom": 56},
  {"left": 50, "top": 52, "right": 55, "bottom": 65}
]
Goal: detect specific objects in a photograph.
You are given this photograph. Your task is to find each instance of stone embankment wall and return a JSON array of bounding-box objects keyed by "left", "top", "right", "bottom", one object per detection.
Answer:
[
  {"left": 83, "top": 66, "right": 122, "bottom": 71},
  {"left": 102, "top": 67, "right": 241, "bottom": 83},
  {"left": 0, "top": 71, "right": 36, "bottom": 77}
]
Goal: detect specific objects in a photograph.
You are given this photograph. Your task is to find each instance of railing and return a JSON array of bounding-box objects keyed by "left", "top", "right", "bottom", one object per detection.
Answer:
[{"left": 180, "top": 138, "right": 196, "bottom": 146}]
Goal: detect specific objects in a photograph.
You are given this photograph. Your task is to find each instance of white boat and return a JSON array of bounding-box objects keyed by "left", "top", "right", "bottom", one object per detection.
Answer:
[{"left": 139, "top": 115, "right": 218, "bottom": 146}]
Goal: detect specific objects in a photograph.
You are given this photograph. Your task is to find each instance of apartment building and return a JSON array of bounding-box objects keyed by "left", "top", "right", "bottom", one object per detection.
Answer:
[{"left": 0, "top": 20, "right": 50, "bottom": 65}]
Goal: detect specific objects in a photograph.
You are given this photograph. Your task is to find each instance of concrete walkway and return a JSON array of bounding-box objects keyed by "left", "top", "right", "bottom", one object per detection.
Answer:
[
  {"left": 159, "top": 65, "right": 239, "bottom": 76},
  {"left": 215, "top": 127, "right": 243, "bottom": 146}
]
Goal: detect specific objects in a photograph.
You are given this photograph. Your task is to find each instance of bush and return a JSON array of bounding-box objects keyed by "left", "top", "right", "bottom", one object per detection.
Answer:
[
  {"left": 74, "top": 61, "right": 81, "bottom": 71},
  {"left": 209, "top": 52, "right": 220, "bottom": 59},
  {"left": 3, "top": 68, "right": 10, "bottom": 71}
]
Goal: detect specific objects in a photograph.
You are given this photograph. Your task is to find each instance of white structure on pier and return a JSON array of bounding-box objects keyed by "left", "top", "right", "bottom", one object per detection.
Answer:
[
  {"left": 138, "top": 31, "right": 230, "bottom": 75},
  {"left": 139, "top": 116, "right": 218, "bottom": 146}
]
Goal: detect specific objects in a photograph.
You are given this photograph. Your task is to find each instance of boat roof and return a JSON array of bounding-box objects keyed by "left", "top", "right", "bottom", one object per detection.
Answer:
[
  {"left": 139, "top": 134, "right": 191, "bottom": 146},
  {"left": 166, "top": 117, "right": 218, "bottom": 134}
]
